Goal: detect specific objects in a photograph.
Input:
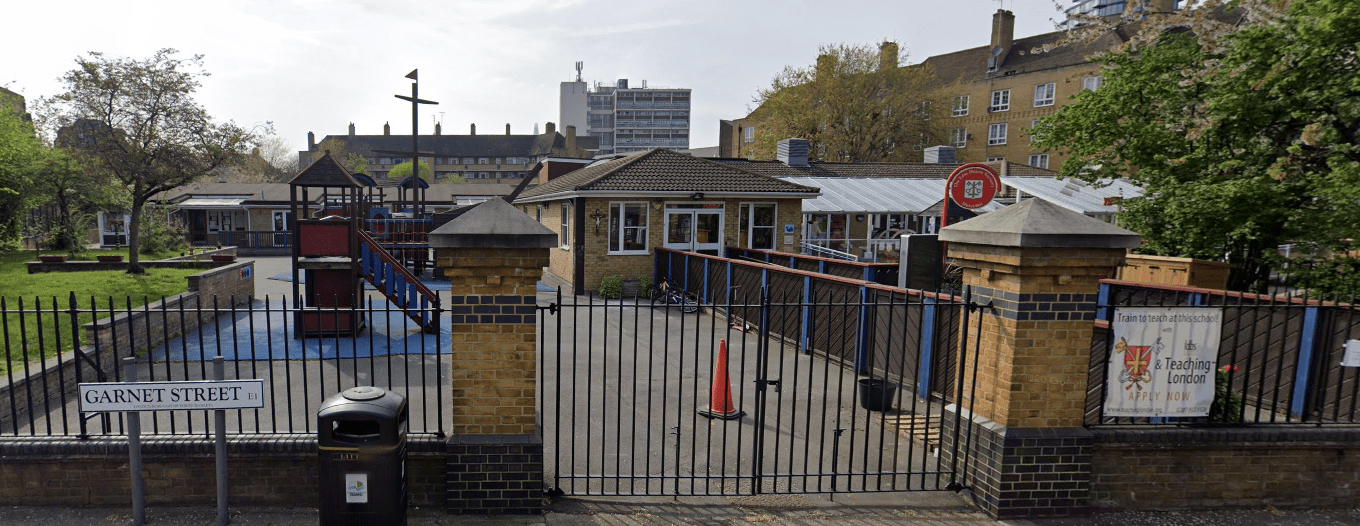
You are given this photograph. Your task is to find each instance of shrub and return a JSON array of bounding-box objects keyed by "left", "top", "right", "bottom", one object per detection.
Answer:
[
  {"left": 1209, "top": 365, "right": 1244, "bottom": 423},
  {"left": 600, "top": 275, "right": 623, "bottom": 299},
  {"left": 140, "top": 213, "right": 187, "bottom": 255},
  {"left": 636, "top": 276, "right": 652, "bottom": 298}
]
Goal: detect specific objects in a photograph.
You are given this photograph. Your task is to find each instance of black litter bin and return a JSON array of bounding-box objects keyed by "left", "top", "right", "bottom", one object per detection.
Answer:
[
  {"left": 318, "top": 386, "right": 408, "bottom": 526},
  {"left": 858, "top": 378, "right": 897, "bottom": 411}
]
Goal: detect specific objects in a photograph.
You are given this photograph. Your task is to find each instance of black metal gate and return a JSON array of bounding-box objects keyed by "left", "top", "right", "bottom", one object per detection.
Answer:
[{"left": 538, "top": 286, "right": 979, "bottom": 496}]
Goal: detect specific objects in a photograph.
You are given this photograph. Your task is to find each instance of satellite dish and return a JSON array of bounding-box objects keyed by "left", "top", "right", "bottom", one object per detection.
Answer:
[{"left": 990, "top": 45, "right": 1004, "bottom": 57}]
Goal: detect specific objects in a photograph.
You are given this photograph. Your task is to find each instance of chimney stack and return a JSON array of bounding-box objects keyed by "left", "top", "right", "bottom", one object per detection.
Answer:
[
  {"left": 545, "top": 122, "right": 556, "bottom": 135},
  {"left": 470, "top": 123, "right": 476, "bottom": 135},
  {"left": 565, "top": 125, "right": 577, "bottom": 152},
  {"left": 435, "top": 122, "right": 441, "bottom": 135},
  {"left": 383, "top": 122, "right": 390, "bottom": 135},
  {"left": 348, "top": 123, "right": 355, "bottom": 137},
  {"left": 879, "top": 41, "right": 899, "bottom": 71},
  {"left": 990, "top": 9, "right": 1015, "bottom": 69},
  {"left": 307, "top": 131, "right": 315, "bottom": 150},
  {"left": 506, "top": 123, "right": 511, "bottom": 135},
  {"left": 777, "top": 138, "right": 810, "bottom": 167}
]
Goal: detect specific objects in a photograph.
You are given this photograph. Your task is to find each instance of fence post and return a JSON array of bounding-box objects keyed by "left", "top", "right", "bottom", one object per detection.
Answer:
[
  {"left": 703, "top": 258, "right": 710, "bottom": 304},
  {"left": 857, "top": 285, "right": 871, "bottom": 375},
  {"left": 1293, "top": 305, "right": 1322, "bottom": 418},
  {"left": 938, "top": 200, "right": 1140, "bottom": 519},
  {"left": 918, "top": 296, "right": 936, "bottom": 399},
  {"left": 429, "top": 199, "right": 556, "bottom": 515},
  {"left": 800, "top": 276, "right": 812, "bottom": 354}
]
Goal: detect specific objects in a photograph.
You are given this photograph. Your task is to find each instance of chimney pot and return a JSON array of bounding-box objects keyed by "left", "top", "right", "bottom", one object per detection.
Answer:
[
  {"left": 545, "top": 122, "right": 556, "bottom": 135},
  {"left": 506, "top": 123, "right": 511, "bottom": 135},
  {"left": 991, "top": 9, "right": 1015, "bottom": 68},
  {"left": 565, "top": 125, "right": 577, "bottom": 152},
  {"left": 383, "top": 122, "right": 390, "bottom": 136},
  {"left": 348, "top": 123, "right": 355, "bottom": 137},
  {"left": 879, "top": 41, "right": 899, "bottom": 71},
  {"left": 307, "top": 131, "right": 315, "bottom": 150},
  {"left": 777, "top": 138, "right": 810, "bottom": 167},
  {"left": 470, "top": 123, "right": 476, "bottom": 135},
  {"left": 435, "top": 123, "right": 441, "bottom": 135}
]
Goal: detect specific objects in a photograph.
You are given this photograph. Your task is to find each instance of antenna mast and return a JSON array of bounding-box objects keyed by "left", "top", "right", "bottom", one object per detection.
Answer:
[{"left": 575, "top": 61, "right": 583, "bottom": 82}]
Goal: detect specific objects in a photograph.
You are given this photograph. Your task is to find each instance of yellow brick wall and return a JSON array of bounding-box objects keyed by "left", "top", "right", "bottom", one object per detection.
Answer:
[
  {"left": 435, "top": 246, "right": 548, "bottom": 435},
  {"left": 949, "top": 243, "right": 1126, "bottom": 429}
]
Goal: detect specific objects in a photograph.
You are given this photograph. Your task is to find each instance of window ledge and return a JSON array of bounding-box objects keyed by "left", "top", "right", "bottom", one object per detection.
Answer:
[{"left": 607, "top": 250, "right": 650, "bottom": 256}]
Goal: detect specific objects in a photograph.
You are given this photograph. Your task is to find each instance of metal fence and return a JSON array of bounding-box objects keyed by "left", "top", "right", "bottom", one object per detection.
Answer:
[
  {"left": 1087, "top": 281, "right": 1360, "bottom": 426},
  {"left": 538, "top": 281, "right": 982, "bottom": 496},
  {"left": 1, "top": 294, "right": 448, "bottom": 438}
]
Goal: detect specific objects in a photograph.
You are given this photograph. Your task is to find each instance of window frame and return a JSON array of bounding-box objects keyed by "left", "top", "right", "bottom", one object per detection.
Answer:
[
  {"left": 1033, "top": 82, "right": 1055, "bottom": 107},
  {"left": 1028, "top": 154, "right": 1049, "bottom": 169},
  {"left": 990, "top": 89, "right": 1011, "bottom": 112},
  {"left": 1083, "top": 76, "right": 1104, "bottom": 91},
  {"left": 743, "top": 126, "right": 754, "bottom": 143},
  {"left": 950, "top": 128, "right": 968, "bottom": 148},
  {"left": 560, "top": 201, "right": 571, "bottom": 250},
  {"left": 608, "top": 202, "right": 650, "bottom": 255},
  {"left": 951, "top": 95, "right": 969, "bottom": 117},
  {"left": 988, "top": 123, "right": 1008, "bottom": 145},
  {"left": 738, "top": 202, "right": 778, "bottom": 251}
]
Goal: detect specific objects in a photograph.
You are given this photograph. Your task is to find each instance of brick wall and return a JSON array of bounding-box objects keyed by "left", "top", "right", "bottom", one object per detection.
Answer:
[
  {"left": 1089, "top": 427, "right": 1360, "bottom": 509},
  {"left": 0, "top": 435, "right": 446, "bottom": 507}
]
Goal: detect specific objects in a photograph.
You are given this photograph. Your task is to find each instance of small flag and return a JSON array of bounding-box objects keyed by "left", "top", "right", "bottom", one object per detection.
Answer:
[{"left": 405, "top": 69, "right": 418, "bottom": 80}]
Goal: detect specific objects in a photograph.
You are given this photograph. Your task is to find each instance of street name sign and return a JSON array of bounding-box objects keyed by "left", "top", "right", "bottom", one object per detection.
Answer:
[{"left": 79, "top": 380, "right": 266, "bottom": 412}]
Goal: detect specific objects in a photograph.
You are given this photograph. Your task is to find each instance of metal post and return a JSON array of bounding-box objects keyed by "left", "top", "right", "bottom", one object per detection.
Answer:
[
  {"left": 122, "top": 357, "right": 145, "bottom": 526},
  {"left": 214, "top": 356, "right": 229, "bottom": 525}
]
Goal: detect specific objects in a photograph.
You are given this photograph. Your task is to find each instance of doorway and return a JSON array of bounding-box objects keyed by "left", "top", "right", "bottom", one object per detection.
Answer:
[{"left": 662, "top": 203, "right": 724, "bottom": 256}]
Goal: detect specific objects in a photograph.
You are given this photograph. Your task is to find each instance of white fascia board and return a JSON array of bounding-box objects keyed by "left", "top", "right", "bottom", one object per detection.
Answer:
[{"left": 515, "top": 190, "right": 820, "bottom": 204}]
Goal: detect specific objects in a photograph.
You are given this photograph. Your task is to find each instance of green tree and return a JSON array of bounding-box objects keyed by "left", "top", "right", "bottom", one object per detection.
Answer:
[
  {"left": 1035, "top": 0, "right": 1360, "bottom": 294},
  {"left": 386, "top": 160, "right": 432, "bottom": 181},
  {"left": 40, "top": 49, "right": 261, "bottom": 273},
  {"left": 34, "top": 151, "right": 126, "bottom": 253},
  {"left": 0, "top": 99, "right": 44, "bottom": 249},
  {"left": 749, "top": 41, "right": 946, "bottom": 162},
  {"left": 313, "top": 137, "right": 369, "bottom": 176}
]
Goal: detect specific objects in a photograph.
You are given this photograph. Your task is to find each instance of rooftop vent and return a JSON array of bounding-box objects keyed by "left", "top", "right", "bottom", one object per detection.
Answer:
[
  {"left": 924, "top": 146, "right": 957, "bottom": 164},
  {"left": 777, "top": 138, "right": 810, "bottom": 167}
]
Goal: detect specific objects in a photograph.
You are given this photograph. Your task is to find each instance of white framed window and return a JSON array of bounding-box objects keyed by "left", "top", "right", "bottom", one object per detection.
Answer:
[
  {"left": 560, "top": 201, "right": 571, "bottom": 249},
  {"left": 986, "top": 156, "right": 1005, "bottom": 162},
  {"left": 478, "top": 157, "right": 489, "bottom": 165},
  {"left": 988, "top": 123, "right": 1008, "bottom": 145},
  {"left": 1029, "top": 154, "right": 1049, "bottom": 169},
  {"left": 1033, "top": 83, "right": 1055, "bottom": 107},
  {"left": 739, "top": 203, "right": 777, "bottom": 251},
  {"left": 951, "top": 95, "right": 969, "bottom": 117},
  {"left": 1083, "top": 75, "right": 1104, "bottom": 91},
  {"left": 743, "top": 126, "right": 754, "bottom": 143},
  {"left": 990, "top": 89, "right": 1010, "bottom": 112},
  {"left": 608, "top": 202, "right": 649, "bottom": 254},
  {"left": 950, "top": 128, "right": 968, "bottom": 148},
  {"left": 1030, "top": 119, "right": 1042, "bottom": 144}
]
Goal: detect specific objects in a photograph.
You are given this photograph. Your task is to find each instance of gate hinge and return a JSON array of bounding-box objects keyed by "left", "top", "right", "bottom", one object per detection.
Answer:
[
  {"left": 754, "top": 379, "right": 781, "bottom": 393},
  {"left": 538, "top": 302, "right": 560, "bottom": 315},
  {"left": 544, "top": 486, "right": 565, "bottom": 498}
]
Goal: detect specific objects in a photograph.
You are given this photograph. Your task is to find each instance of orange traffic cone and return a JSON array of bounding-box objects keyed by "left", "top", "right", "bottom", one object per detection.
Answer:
[{"left": 698, "top": 339, "right": 745, "bottom": 420}]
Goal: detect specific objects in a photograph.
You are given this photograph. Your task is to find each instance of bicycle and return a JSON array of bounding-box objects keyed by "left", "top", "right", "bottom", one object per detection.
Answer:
[{"left": 646, "top": 276, "right": 699, "bottom": 313}]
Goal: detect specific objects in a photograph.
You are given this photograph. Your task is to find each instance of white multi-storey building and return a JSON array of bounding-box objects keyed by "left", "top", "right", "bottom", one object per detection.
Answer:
[{"left": 561, "top": 78, "right": 690, "bottom": 156}]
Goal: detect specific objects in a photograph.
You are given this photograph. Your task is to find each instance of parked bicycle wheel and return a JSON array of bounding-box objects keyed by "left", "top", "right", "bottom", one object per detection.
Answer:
[{"left": 677, "top": 291, "right": 699, "bottom": 314}]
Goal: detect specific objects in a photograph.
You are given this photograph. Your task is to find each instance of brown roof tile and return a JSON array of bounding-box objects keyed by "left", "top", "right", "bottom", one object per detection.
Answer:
[{"left": 516, "top": 148, "right": 818, "bottom": 200}]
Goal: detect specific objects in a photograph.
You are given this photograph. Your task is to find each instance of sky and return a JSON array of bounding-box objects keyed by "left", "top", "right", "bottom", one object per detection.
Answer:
[{"left": 2, "top": 0, "right": 1073, "bottom": 154}]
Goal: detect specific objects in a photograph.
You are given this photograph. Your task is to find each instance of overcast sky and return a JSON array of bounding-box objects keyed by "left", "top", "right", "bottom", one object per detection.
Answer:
[{"left": 3, "top": 0, "right": 1071, "bottom": 154}]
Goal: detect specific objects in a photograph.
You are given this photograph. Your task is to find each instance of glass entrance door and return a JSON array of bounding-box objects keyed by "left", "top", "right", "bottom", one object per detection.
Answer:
[{"left": 663, "top": 204, "right": 724, "bottom": 256}]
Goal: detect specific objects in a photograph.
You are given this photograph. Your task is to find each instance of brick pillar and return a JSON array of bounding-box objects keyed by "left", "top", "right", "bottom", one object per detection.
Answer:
[
  {"left": 938, "top": 200, "right": 1139, "bottom": 519},
  {"left": 429, "top": 199, "right": 556, "bottom": 515}
]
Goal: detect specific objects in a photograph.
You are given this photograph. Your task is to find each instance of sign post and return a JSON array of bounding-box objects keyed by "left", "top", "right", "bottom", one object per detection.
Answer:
[{"left": 83, "top": 360, "right": 265, "bottom": 526}]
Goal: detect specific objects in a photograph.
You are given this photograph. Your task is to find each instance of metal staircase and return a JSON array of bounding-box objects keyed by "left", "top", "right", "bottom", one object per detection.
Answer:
[{"left": 358, "top": 230, "right": 440, "bottom": 332}]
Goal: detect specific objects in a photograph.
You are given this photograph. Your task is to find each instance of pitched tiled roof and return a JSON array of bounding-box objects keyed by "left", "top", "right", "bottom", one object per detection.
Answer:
[
  {"left": 516, "top": 148, "right": 818, "bottom": 201},
  {"left": 710, "top": 159, "right": 1056, "bottom": 179}
]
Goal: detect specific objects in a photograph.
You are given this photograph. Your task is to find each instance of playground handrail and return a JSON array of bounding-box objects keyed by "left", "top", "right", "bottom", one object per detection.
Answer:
[{"left": 356, "top": 229, "right": 439, "bottom": 303}]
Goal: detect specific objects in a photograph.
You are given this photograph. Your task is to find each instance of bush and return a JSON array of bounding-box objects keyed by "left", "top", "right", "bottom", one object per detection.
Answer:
[
  {"left": 600, "top": 275, "right": 623, "bottom": 299},
  {"left": 139, "top": 213, "right": 187, "bottom": 255},
  {"left": 636, "top": 276, "right": 652, "bottom": 298},
  {"left": 1209, "top": 365, "right": 1244, "bottom": 423},
  {"left": 44, "top": 212, "right": 93, "bottom": 259}
]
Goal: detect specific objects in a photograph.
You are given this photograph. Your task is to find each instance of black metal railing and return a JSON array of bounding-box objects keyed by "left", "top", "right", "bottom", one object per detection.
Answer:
[
  {"left": 538, "top": 284, "right": 979, "bottom": 496},
  {"left": 1087, "top": 280, "right": 1360, "bottom": 426},
  {"left": 1, "top": 294, "right": 447, "bottom": 437}
]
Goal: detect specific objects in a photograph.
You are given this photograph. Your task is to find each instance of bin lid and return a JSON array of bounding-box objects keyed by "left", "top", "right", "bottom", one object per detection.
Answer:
[{"left": 342, "top": 386, "right": 385, "bottom": 401}]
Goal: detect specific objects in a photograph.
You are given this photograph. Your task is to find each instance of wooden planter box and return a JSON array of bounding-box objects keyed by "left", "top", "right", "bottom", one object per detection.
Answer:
[
  {"left": 97, "top": 255, "right": 124, "bottom": 262},
  {"left": 38, "top": 255, "right": 66, "bottom": 263},
  {"left": 1119, "top": 254, "right": 1233, "bottom": 290}
]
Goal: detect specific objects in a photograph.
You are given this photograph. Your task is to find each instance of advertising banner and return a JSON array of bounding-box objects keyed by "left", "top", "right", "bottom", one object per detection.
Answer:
[{"left": 1103, "top": 307, "right": 1222, "bottom": 417}]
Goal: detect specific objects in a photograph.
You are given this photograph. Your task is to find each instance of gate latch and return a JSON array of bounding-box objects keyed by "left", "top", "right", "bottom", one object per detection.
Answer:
[{"left": 755, "top": 379, "right": 781, "bottom": 393}]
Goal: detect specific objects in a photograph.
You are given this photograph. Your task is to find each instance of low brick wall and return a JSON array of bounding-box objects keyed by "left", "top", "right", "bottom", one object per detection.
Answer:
[
  {"left": 0, "top": 435, "right": 447, "bottom": 507},
  {"left": 0, "top": 261, "right": 254, "bottom": 435},
  {"left": 26, "top": 248, "right": 239, "bottom": 274},
  {"left": 1089, "top": 427, "right": 1360, "bottom": 509}
]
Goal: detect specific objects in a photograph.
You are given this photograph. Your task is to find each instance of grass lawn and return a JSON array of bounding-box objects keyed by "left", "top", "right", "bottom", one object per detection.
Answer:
[{"left": 1, "top": 250, "right": 203, "bottom": 376}]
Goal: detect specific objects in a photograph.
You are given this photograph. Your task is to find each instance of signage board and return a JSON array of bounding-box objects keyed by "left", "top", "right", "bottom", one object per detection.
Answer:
[
  {"left": 1103, "top": 307, "right": 1222, "bottom": 417},
  {"left": 79, "top": 380, "right": 266, "bottom": 413},
  {"left": 945, "top": 163, "right": 1001, "bottom": 210}
]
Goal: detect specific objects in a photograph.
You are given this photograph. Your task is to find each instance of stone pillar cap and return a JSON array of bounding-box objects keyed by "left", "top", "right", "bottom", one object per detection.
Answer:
[
  {"left": 429, "top": 198, "right": 558, "bottom": 248},
  {"left": 940, "top": 199, "right": 1141, "bottom": 249}
]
